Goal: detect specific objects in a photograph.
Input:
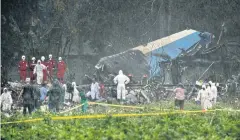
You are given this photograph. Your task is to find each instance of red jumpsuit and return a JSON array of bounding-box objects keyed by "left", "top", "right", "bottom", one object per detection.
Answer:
[
  {"left": 29, "top": 61, "right": 37, "bottom": 82},
  {"left": 47, "top": 59, "right": 56, "bottom": 78},
  {"left": 18, "top": 60, "right": 28, "bottom": 81},
  {"left": 57, "top": 61, "right": 66, "bottom": 83},
  {"left": 41, "top": 61, "right": 48, "bottom": 82}
]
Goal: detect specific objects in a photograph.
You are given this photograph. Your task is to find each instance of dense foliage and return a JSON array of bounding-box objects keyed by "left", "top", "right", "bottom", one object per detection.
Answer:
[{"left": 1, "top": 103, "right": 240, "bottom": 139}]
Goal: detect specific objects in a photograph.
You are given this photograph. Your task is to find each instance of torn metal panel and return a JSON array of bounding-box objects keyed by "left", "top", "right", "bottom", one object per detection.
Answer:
[
  {"left": 95, "top": 29, "right": 204, "bottom": 79},
  {"left": 95, "top": 50, "right": 149, "bottom": 82}
]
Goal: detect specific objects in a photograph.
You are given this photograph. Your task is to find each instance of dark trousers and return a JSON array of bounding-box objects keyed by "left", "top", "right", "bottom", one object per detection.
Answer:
[
  {"left": 175, "top": 99, "right": 184, "bottom": 110},
  {"left": 23, "top": 104, "right": 33, "bottom": 115},
  {"left": 34, "top": 99, "right": 40, "bottom": 110},
  {"left": 49, "top": 101, "right": 60, "bottom": 112}
]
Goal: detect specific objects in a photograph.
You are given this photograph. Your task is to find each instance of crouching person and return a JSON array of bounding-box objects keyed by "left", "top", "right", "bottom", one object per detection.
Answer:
[
  {"left": 46, "top": 80, "right": 62, "bottom": 113},
  {"left": 0, "top": 88, "right": 13, "bottom": 115},
  {"left": 174, "top": 84, "right": 185, "bottom": 110}
]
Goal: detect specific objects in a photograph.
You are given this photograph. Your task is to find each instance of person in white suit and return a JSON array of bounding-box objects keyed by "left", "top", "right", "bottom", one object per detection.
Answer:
[
  {"left": 34, "top": 60, "right": 47, "bottom": 84},
  {"left": 210, "top": 82, "right": 218, "bottom": 105},
  {"left": 72, "top": 82, "right": 80, "bottom": 103},
  {"left": 90, "top": 78, "right": 100, "bottom": 100},
  {"left": 113, "top": 70, "right": 130, "bottom": 101},
  {"left": 1, "top": 88, "right": 13, "bottom": 113},
  {"left": 197, "top": 85, "right": 209, "bottom": 110}
]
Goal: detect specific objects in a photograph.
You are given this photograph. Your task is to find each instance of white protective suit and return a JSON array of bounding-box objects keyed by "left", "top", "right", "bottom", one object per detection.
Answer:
[
  {"left": 113, "top": 70, "right": 130, "bottom": 100},
  {"left": 210, "top": 83, "right": 218, "bottom": 105},
  {"left": 34, "top": 60, "right": 46, "bottom": 84},
  {"left": 206, "top": 85, "right": 213, "bottom": 109},
  {"left": 72, "top": 82, "right": 80, "bottom": 103},
  {"left": 90, "top": 82, "right": 100, "bottom": 100},
  {"left": 0, "top": 89, "right": 13, "bottom": 112},
  {"left": 197, "top": 88, "right": 209, "bottom": 110},
  {"left": 63, "top": 84, "right": 71, "bottom": 102}
]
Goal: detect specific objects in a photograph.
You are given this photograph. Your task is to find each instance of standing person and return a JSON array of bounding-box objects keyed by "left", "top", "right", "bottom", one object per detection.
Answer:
[
  {"left": 41, "top": 56, "right": 48, "bottom": 83},
  {"left": 46, "top": 80, "right": 62, "bottom": 112},
  {"left": 40, "top": 83, "right": 48, "bottom": 104},
  {"left": 67, "top": 82, "right": 74, "bottom": 102},
  {"left": 72, "top": 82, "right": 80, "bottom": 104},
  {"left": 29, "top": 57, "right": 37, "bottom": 83},
  {"left": 80, "top": 90, "right": 88, "bottom": 113},
  {"left": 90, "top": 78, "right": 100, "bottom": 101},
  {"left": 34, "top": 60, "right": 47, "bottom": 84},
  {"left": 18, "top": 55, "right": 28, "bottom": 82},
  {"left": 206, "top": 83, "right": 213, "bottom": 109},
  {"left": 22, "top": 78, "right": 34, "bottom": 115},
  {"left": 33, "top": 85, "right": 41, "bottom": 111},
  {"left": 174, "top": 84, "right": 185, "bottom": 110},
  {"left": 113, "top": 70, "right": 130, "bottom": 102},
  {"left": 197, "top": 85, "right": 209, "bottom": 111},
  {"left": 0, "top": 88, "right": 13, "bottom": 114},
  {"left": 210, "top": 83, "right": 218, "bottom": 105},
  {"left": 62, "top": 84, "right": 69, "bottom": 104},
  {"left": 47, "top": 54, "right": 56, "bottom": 81},
  {"left": 57, "top": 57, "right": 66, "bottom": 84}
]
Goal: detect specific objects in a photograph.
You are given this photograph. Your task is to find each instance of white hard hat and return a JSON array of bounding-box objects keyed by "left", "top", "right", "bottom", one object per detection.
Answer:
[
  {"left": 37, "top": 60, "right": 41, "bottom": 63},
  {"left": 26, "top": 78, "right": 30, "bottom": 82},
  {"left": 202, "top": 85, "right": 206, "bottom": 89},
  {"left": 72, "top": 82, "right": 76, "bottom": 87},
  {"left": 41, "top": 56, "right": 46, "bottom": 62},
  {"left": 208, "top": 81, "right": 213, "bottom": 85},
  {"left": 59, "top": 57, "right": 62, "bottom": 61},
  {"left": 32, "top": 57, "right": 36, "bottom": 60},
  {"left": 22, "top": 55, "right": 26, "bottom": 59},
  {"left": 3, "top": 87, "right": 7, "bottom": 92},
  {"left": 49, "top": 54, "right": 52, "bottom": 57}
]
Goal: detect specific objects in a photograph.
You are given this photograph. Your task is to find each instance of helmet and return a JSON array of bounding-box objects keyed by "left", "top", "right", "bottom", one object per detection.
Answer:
[
  {"left": 202, "top": 85, "right": 206, "bottom": 89},
  {"left": 41, "top": 56, "right": 45, "bottom": 61}
]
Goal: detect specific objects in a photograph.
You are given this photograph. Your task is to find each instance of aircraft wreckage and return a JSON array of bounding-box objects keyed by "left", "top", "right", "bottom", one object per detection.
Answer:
[{"left": 95, "top": 28, "right": 240, "bottom": 85}]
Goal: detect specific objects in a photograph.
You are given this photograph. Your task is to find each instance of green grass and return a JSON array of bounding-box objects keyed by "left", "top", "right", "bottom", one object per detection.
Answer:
[{"left": 1, "top": 101, "right": 240, "bottom": 140}]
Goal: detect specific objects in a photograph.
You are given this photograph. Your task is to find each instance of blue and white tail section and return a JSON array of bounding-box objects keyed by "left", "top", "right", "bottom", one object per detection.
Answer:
[
  {"left": 95, "top": 29, "right": 207, "bottom": 80},
  {"left": 132, "top": 29, "right": 201, "bottom": 78}
]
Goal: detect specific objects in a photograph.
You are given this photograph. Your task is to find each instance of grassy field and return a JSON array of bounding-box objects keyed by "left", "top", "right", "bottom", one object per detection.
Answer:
[{"left": 1, "top": 101, "right": 240, "bottom": 140}]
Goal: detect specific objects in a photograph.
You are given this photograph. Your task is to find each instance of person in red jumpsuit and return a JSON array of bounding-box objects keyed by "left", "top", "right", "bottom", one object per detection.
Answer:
[
  {"left": 18, "top": 55, "right": 28, "bottom": 82},
  {"left": 41, "top": 56, "right": 48, "bottom": 83},
  {"left": 57, "top": 57, "right": 66, "bottom": 84},
  {"left": 29, "top": 57, "right": 37, "bottom": 83},
  {"left": 47, "top": 54, "right": 56, "bottom": 81}
]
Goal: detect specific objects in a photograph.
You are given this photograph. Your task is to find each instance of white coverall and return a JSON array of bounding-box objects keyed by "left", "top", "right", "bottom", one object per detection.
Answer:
[
  {"left": 72, "top": 82, "right": 80, "bottom": 103},
  {"left": 34, "top": 62, "right": 46, "bottom": 84},
  {"left": 197, "top": 89, "right": 209, "bottom": 110},
  {"left": 113, "top": 70, "right": 130, "bottom": 100},
  {"left": 62, "top": 84, "right": 71, "bottom": 102},
  {"left": 211, "top": 83, "right": 218, "bottom": 105},
  {"left": 206, "top": 86, "right": 213, "bottom": 109},
  {"left": 90, "top": 82, "right": 100, "bottom": 100},
  {"left": 0, "top": 90, "right": 13, "bottom": 112}
]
